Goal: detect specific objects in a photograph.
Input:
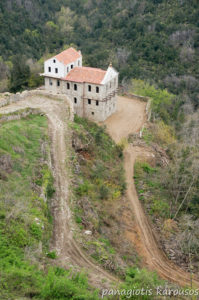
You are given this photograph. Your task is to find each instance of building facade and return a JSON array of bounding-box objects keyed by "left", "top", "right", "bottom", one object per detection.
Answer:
[{"left": 42, "top": 47, "right": 118, "bottom": 122}]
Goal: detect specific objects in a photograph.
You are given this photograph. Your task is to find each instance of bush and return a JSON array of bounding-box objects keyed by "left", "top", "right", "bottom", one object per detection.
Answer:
[{"left": 47, "top": 251, "right": 57, "bottom": 259}]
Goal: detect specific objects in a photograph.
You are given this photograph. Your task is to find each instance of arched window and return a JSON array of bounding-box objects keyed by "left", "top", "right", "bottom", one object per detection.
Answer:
[
  {"left": 67, "top": 83, "right": 70, "bottom": 89},
  {"left": 96, "top": 87, "right": 99, "bottom": 93},
  {"left": 74, "top": 97, "right": 77, "bottom": 104},
  {"left": 74, "top": 84, "right": 77, "bottom": 91},
  {"left": 88, "top": 85, "right": 91, "bottom": 92}
]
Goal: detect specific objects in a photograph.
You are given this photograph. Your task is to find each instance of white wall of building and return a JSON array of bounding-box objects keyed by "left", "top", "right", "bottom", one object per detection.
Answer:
[
  {"left": 44, "top": 56, "right": 82, "bottom": 79},
  {"left": 44, "top": 58, "right": 65, "bottom": 78}
]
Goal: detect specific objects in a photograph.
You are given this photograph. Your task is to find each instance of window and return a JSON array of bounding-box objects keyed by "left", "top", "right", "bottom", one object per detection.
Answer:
[
  {"left": 92, "top": 112, "right": 94, "bottom": 115},
  {"left": 53, "top": 59, "right": 56, "bottom": 63},
  {"left": 74, "top": 97, "right": 77, "bottom": 104},
  {"left": 96, "top": 86, "right": 99, "bottom": 93},
  {"left": 88, "top": 85, "right": 91, "bottom": 92},
  {"left": 74, "top": 84, "right": 77, "bottom": 91},
  {"left": 88, "top": 99, "right": 91, "bottom": 104},
  {"left": 71, "top": 64, "right": 73, "bottom": 69},
  {"left": 48, "top": 67, "right": 51, "bottom": 72},
  {"left": 57, "top": 80, "right": 60, "bottom": 87},
  {"left": 96, "top": 100, "right": 99, "bottom": 106},
  {"left": 55, "top": 68, "right": 58, "bottom": 73},
  {"left": 67, "top": 83, "right": 70, "bottom": 89},
  {"left": 49, "top": 79, "right": 53, "bottom": 86}
]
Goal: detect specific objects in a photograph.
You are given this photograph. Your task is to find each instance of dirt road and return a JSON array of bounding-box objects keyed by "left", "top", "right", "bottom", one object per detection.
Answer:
[
  {"left": 104, "top": 96, "right": 199, "bottom": 288},
  {"left": 2, "top": 94, "right": 199, "bottom": 288},
  {"left": 0, "top": 95, "right": 118, "bottom": 288}
]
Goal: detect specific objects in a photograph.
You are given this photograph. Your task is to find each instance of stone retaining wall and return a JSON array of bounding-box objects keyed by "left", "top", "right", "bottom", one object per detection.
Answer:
[
  {"left": 0, "top": 89, "right": 74, "bottom": 121},
  {"left": 0, "top": 108, "right": 41, "bottom": 124}
]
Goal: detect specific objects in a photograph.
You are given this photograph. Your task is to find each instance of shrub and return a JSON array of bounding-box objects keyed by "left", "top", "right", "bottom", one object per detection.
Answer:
[{"left": 47, "top": 251, "right": 57, "bottom": 259}]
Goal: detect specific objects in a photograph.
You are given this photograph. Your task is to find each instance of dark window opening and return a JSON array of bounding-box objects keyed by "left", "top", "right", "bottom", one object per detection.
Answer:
[
  {"left": 88, "top": 85, "right": 91, "bottom": 92},
  {"left": 55, "top": 68, "right": 58, "bottom": 73},
  {"left": 96, "top": 86, "right": 99, "bottom": 93},
  {"left": 53, "top": 59, "right": 56, "bottom": 63},
  {"left": 67, "top": 83, "right": 70, "bottom": 89},
  {"left": 49, "top": 79, "right": 53, "bottom": 86},
  {"left": 71, "top": 64, "right": 73, "bottom": 69},
  {"left": 57, "top": 80, "right": 60, "bottom": 87},
  {"left": 74, "top": 97, "right": 77, "bottom": 104},
  {"left": 92, "top": 112, "right": 94, "bottom": 115},
  {"left": 96, "top": 100, "right": 99, "bottom": 106},
  {"left": 48, "top": 67, "right": 51, "bottom": 72},
  {"left": 74, "top": 84, "right": 77, "bottom": 91},
  {"left": 88, "top": 99, "right": 91, "bottom": 104}
]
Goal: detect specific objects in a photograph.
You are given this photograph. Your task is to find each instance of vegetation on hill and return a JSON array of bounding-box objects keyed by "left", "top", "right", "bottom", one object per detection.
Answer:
[
  {"left": 0, "top": 113, "right": 165, "bottom": 299},
  {"left": 0, "top": 114, "right": 101, "bottom": 299},
  {"left": 0, "top": 0, "right": 199, "bottom": 111},
  {"left": 130, "top": 79, "right": 199, "bottom": 274},
  {"left": 70, "top": 116, "right": 136, "bottom": 275},
  {"left": 1, "top": 0, "right": 199, "bottom": 294}
]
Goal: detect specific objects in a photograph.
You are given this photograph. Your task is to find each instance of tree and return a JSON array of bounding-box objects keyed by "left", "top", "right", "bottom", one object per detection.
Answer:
[{"left": 9, "top": 55, "right": 30, "bottom": 93}]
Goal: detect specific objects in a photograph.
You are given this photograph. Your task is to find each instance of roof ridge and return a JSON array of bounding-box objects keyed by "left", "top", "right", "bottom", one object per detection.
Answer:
[{"left": 75, "top": 66, "right": 106, "bottom": 72}]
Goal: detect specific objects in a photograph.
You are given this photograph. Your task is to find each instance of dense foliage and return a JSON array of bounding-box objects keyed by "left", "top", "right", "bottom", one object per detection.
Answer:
[
  {"left": 0, "top": 0, "right": 199, "bottom": 106},
  {"left": 131, "top": 79, "right": 199, "bottom": 273}
]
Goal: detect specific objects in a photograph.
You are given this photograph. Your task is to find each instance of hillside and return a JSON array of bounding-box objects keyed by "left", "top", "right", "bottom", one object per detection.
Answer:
[
  {"left": 1, "top": 0, "right": 199, "bottom": 297},
  {"left": 0, "top": 0, "right": 199, "bottom": 108},
  {"left": 0, "top": 95, "right": 166, "bottom": 299}
]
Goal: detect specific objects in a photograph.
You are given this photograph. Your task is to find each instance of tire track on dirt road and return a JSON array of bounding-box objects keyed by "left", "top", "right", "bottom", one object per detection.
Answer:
[
  {"left": 0, "top": 95, "right": 119, "bottom": 288},
  {"left": 104, "top": 95, "right": 199, "bottom": 288}
]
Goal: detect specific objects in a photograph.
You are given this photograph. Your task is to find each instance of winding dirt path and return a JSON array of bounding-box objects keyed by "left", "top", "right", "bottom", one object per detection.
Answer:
[
  {"left": 2, "top": 94, "right": 199, "bottom": 288},
  {"left": 0, "top": 95, "right": 119, "bottom": 288},
  {"left": 104, "top": 95, "right": 199, "bottom": 288}
]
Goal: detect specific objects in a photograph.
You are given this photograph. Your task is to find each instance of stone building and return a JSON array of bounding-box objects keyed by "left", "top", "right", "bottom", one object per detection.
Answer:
[{"left": 42, "top": 47, "right": 118, "bottom": 122}]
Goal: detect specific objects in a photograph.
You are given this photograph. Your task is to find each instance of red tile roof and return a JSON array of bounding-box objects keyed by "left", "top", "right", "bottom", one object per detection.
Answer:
[
  {"left": 64, "top": 67, "right": 106, "bottom": 84},
  {"left": 54, "top": 47, "right": 81, "bottom": 65}
]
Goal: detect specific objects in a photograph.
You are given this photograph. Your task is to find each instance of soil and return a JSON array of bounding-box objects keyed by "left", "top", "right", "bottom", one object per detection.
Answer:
[
  {"left": 0, "top": 95, "right": 119, "bottom": 289},
  {"left": 1, "top": 93, "right": 199, "bottom": 288},
  {"left": 104, "top": 96, "right": 199, "bottom": 288}
]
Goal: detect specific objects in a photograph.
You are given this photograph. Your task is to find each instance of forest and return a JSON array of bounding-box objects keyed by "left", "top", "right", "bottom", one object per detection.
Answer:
[{"left": 0, "top": 0, "right": 199, "bottom": 109}]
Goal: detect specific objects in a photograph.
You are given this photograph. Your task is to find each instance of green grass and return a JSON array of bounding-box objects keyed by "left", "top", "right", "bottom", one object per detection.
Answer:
[
  {"left": 134, "top": 161, "right": 170, "bottom": 219},
  {"left": 0, "top": 115, "right": 100, "bottom": 299}
]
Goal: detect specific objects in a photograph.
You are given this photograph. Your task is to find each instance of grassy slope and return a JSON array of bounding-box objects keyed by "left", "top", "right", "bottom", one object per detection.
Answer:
[
  {"left": 0, "top": 115, "right": 99, "bottom": 300},
  {"left": 70, "top": 116, "right": 164, "bottom": 285}
]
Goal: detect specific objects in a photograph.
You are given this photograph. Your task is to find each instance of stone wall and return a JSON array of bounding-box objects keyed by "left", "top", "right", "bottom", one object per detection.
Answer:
[
  {"left": 0, "top": 108, "right": 41, "bottom": 123},
  {"left": 0, "top": 90, "right": 30, "bottom": 108},
  {"left": 0, "top": 89, "right": 74, "bottom": 121}
]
